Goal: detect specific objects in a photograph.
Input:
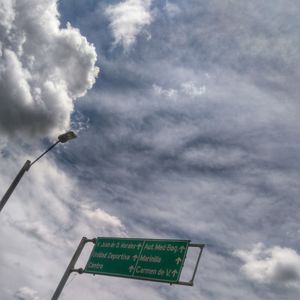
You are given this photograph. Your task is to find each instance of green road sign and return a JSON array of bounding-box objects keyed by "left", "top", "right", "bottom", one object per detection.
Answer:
[{"left": 84, "top": 238, "right": 190, "bottom": 283}]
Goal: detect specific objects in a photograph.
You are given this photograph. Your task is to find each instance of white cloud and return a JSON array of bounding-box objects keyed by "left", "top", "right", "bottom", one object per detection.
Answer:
[
  {"left": 152, "top": 81, "right": 206, "bottom": 100},
  {"left": 165, "top": 0, "right": 180, "bottom": 17},
  {"left": 0, "top": 0, "right": 99, "bottom": 139},
  {"left": 181, "top": 81, "right": 206, "bottom": 97},
  {"left": 234, "top": 243, "right": 300, "bottom": 287},
  {"left": 14, "top": 287, "right": 43, "bottom": 300},
  {"left": 0, "top": 0, "right": 15, "bottom": 35},
  {"left": 152, "top": 84, "right": 178, "bottom": 99},
  {"left": 81, "top": 206, "right": 124, "bottom": 228},
  {"left": 105, "top": 0, "right": 152, "bottom": 50}
]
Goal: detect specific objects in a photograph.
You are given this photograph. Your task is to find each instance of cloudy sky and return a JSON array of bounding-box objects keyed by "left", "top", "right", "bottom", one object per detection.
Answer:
[{"left": 1, "top": 0, "right": 300, "bottom": 299}]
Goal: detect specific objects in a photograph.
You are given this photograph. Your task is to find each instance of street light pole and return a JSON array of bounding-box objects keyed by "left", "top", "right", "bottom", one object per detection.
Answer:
[
  {"left": 0, "top": 131, "right": 76, "bottom": 213},
  {"left": 0, "top": 160, "right": 31, "bottom": 212}
]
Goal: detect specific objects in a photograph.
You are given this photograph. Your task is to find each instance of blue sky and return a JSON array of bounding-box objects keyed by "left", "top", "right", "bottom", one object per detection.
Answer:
[{"left": 1, "top": 0, "right": 300, "bottom": 299}]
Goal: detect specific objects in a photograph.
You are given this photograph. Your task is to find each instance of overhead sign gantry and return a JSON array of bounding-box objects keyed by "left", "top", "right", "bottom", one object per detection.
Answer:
[{"left": 51, "top": 237, "right": 204, "bottom": 300}]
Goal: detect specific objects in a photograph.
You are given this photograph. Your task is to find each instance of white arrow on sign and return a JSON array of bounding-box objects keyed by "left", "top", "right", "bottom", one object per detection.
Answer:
[
  {"left": 172, "top": 270, "right": 178, "bottom": 277},
  {"left": 133, "top": 255, "right": 138, "bottom": 261},
  {"left": 129, "top": 266, "right": 135, "bottom": 273},
  {"left": 179, "top": 246, "right": 186, "bottom": 253},
  {"left": 175, "top": 257, "right": 182, "bottom": 265}
]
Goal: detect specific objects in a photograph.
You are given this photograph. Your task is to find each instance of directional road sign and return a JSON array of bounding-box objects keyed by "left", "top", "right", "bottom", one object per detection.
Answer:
[{"left": 84, "top": 237, "right": 190, "bottom": 283}]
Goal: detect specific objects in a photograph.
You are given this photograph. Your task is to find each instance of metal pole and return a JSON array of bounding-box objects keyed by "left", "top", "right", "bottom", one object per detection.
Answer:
[
  {"left": 51, "top": 237, "right": 88, "bottom": 300},
  {"left": 189, "top": 244, "right": 205, "bottom": 285},
  {"left": 0, "top": 160, "right": 31, "bottom": 212},
  {"left": 0, "top": 141, "right": 61, "bottom": 213}
]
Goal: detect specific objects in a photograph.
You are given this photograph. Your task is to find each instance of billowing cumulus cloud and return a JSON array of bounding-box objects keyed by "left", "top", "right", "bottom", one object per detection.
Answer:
[
  {"left": 0, "top": 0, "right": 99, "bottom": 138},
  {"left": 105, "top": 0, "right": 152, "bottom": 50},
  {"left": 234, "top": 243, "right": 300, "bottom": 287}
]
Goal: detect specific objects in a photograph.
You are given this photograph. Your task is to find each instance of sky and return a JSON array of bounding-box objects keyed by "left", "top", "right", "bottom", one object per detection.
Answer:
[{"left": 1, "top": 0, "right": 300, "bottom": 299}]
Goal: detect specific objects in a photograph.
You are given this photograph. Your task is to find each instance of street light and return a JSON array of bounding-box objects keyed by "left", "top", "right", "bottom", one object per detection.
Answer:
[{"left": 0, "top": 131, "right": 77, "bottom": 213}]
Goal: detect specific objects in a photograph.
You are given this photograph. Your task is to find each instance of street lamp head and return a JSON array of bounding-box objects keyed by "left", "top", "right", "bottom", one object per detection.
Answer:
[{"left": 58, "top": 131, "right": 77, "bottom": 143}]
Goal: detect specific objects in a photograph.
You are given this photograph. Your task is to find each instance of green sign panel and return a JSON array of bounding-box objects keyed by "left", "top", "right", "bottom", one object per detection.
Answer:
[{"left": 84, "top": 238, "right": 189, "bottom": 283}]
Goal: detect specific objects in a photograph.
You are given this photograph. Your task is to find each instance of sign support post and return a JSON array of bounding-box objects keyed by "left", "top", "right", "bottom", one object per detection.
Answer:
[{"left": 51, "top": 237, "right": 95, "bottom": 300}]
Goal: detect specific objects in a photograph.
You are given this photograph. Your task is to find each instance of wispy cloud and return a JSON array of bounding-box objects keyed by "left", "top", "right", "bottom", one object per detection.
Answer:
[
  {"left": 2, "top": 0, "right": 300, "bottom": 299},
  {"left": 153, "top": 82, "right": 206, "bottom": 100},
  {"left": 165, "top": 0, "right": 181, "bottom": 17}
]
